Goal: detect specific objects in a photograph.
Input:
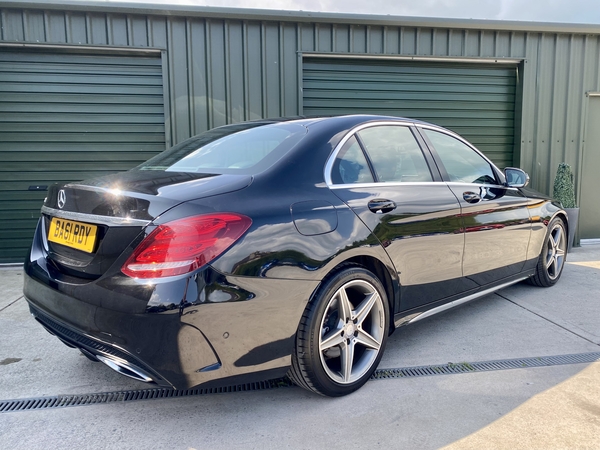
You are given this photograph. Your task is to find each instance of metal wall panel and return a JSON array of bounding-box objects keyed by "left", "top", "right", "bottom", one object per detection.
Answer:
[
  {"left": 580, "top": 95, "right": 600, "bottom": 238},
  {"left": 2, "top": 6, "right": 600, "bottom": 236},
  {"left": 0, "top": 49, "right": 165, "bottom": 262},
  {"left": 303, "top": 58, "right": 517, "bottom": 168}
]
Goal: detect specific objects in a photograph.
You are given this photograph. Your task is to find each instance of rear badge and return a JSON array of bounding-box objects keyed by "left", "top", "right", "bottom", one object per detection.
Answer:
[{"left": 57, "top": 189, "right": 66, "bottom": 209}]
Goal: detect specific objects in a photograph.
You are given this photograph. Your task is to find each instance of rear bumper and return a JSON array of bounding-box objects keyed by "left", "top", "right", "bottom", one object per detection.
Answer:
[
  {"left": 23, "top": 268, "right": 192, "bottom": 389},
  {"left": 24, "top": 252, "right": 317, "bottom": 390},
  {"left": 29, "top": 303, "right": 170, "bottom": 387}
]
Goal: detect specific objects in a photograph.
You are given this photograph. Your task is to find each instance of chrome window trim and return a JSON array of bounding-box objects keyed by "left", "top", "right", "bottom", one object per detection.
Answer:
[
  {"left": 329, "top": 181, "right": 442, "bottom": 190},
  {"left": 445, "top": 181, "right": 520, "bottom": 191},
  {"left": 324, "top": 121, "right": 508, "bottom": 189},
  {"left": 324, "top": 120, "right": 425, "bottom": 187},
  {"left": 329, "top": 180, "right": 519, "bottom": 191},
  {"left": 41, "top": 206, "right": 151, "bottom": 227}
]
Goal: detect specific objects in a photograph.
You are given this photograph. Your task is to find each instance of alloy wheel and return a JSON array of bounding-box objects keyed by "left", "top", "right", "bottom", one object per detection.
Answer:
[
  {"left": 545, "top": 222, "right": 566, "bottom": 280},
  {"left": 318, "top": 279, "right": 385, "bottom": 384}
]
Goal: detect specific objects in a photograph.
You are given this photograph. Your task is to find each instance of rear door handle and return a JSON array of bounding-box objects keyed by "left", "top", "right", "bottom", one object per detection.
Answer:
[
  {"left": 463, "top": 192, "right": 481, "bottom": 204},
  {"left": 368, "top": 199, "right": 396, "bottom": 214}
]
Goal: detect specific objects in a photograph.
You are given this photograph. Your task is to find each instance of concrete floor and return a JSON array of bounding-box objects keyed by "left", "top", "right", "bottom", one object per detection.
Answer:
[{"left": 1, "top": 245, "right": 599, "bottom": 449}]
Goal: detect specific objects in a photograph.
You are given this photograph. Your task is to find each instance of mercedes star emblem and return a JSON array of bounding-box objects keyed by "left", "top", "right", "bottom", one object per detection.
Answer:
[{"left": 57, "top": 189, "right": 66, "bottom": 209}]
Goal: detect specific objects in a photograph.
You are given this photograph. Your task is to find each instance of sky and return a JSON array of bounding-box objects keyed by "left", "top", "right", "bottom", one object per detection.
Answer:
[{"left": 104, "top": 0, "right": 600, "bottom": 24}]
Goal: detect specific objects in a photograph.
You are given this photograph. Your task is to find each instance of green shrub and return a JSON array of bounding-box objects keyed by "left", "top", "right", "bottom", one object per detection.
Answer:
[{"left": 552, "top": 163, "right": 577, "bottom": 208}]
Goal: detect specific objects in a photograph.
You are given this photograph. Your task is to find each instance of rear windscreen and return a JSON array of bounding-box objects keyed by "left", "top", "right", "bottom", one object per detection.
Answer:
[{"left": 138, "top": 122, "right": 307, "bottom": 175}]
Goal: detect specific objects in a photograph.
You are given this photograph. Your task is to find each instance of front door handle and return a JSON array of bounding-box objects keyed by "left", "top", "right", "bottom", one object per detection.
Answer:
[
  {"left": 463, "top": 192, "right": 481, "bottom": 204},
  {"left": 368, "top": 199, "right": 396, "bottom": 214}
]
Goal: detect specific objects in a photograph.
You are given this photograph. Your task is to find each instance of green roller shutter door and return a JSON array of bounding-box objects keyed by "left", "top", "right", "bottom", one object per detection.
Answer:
[
  {"left": 303, "top": 57, "right": 517, "bottom": 169},
  {"left": 0, "top": 50, "right": 166, "bottom": 263}
]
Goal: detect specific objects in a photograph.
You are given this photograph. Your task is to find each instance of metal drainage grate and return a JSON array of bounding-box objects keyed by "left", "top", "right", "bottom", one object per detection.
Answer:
[
  {"left": 371, "top": 352, "right": 600, "bottom": 380},
  {"left": 0, "top": 378, "right": 294, "bottom": 413},
  {"left": 1, "top": 352, "right": 599, "bottom": 413}
]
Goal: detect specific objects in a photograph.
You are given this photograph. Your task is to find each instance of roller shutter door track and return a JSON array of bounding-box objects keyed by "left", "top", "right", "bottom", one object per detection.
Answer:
[
  {"left": 302, "top": 57, "right": 517, "bottom": 169},
  {"left": 0, "top": 50, "right": 166, "bottom": 263}
]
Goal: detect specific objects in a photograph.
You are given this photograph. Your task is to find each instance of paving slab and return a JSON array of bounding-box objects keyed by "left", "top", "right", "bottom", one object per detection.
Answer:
[
  {"left": 0, "top": 363, "right": 596, "bottom": 450},
  {"left": 381, "top": 290, "right": 599, "bottom": 370},
  {"left": 501, "top": 245, "right": 600, "bottom": 345},
  {"left": 2, "top": 246, "right": 600, "bottom": 401},
  {"left": 1, "top": 246, "right": 600, "bottom": 450},
  {"left": 2, "top": 279, "right": 596, "bottom": 401},
  {"left": 0, "top": 268, "right": 24, "bottom": 311},
  {"left": 0, "top": 299, "right": 148, "bottom": 399},
  {"left": 444, "top": 362, "right": 600, "bottom": 449}
]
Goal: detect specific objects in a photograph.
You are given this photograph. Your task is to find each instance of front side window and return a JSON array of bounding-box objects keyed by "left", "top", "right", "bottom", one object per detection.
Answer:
[
  {"left": 357, "top": 126, "right": 433, "bottom": 182},
  {"left": 423, "top": 129, "right": 497, "bottom": 185}
]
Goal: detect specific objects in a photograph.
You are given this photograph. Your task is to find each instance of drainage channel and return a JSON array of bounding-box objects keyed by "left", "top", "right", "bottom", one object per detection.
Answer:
[{"left": 2, "top": 351, "right": 599, "bottom": 413}]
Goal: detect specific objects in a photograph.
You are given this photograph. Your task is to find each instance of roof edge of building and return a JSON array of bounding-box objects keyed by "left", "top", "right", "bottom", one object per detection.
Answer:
[{"left": 2, "top": 0, "right": 600, "bottom": 34}]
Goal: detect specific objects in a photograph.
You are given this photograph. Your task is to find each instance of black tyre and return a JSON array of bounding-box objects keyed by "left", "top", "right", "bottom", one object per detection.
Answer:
[
  {"left": 288, "top": 266, "right": 390, "bottom": 397},
  {"left": 529, "top": 216, "right": 567, "bottom": 287}
]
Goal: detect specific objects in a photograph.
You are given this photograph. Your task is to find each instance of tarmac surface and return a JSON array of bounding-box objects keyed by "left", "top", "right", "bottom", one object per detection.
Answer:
[{"left": 1, "top": 245, "right": 599, "bottom": 449}]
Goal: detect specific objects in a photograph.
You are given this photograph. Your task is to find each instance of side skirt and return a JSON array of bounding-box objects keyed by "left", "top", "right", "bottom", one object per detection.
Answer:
[{"left": 393, "top": 271, "right": 534, "bottom": 328}]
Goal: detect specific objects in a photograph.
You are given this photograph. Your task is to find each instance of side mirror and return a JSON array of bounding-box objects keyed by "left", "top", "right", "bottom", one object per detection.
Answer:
[{"left": 504, "top": 167, "right": 530, "bottom": 188}]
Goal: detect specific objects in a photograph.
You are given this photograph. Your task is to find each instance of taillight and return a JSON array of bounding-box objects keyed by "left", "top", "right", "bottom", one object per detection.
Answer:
[{"left": 121, "top": 213, "right": 251, "bottom": 279}]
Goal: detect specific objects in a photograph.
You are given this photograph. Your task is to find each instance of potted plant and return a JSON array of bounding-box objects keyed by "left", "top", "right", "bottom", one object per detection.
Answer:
[{"left": 552, "top": 163, "right": 579, "bottom": 251}]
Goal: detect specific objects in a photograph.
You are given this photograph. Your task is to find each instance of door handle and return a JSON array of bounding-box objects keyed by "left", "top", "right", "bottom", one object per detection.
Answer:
[
  {"left": 463, "top": 192, "right": 481, "bottom": 204},
  {"left": 368, "top": 199, "right": 396, "bottom": 214}
]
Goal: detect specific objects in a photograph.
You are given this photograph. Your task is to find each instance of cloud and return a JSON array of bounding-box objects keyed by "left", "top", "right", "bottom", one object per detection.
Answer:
[
  {"left": 495, "top": 0, "right": 600, "bottom": 23},
  {"left": 106, "top": 0, "right": 600, "bottom": 24}
]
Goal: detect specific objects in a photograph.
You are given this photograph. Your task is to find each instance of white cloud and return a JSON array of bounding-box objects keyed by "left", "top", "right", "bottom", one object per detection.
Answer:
[{"left": 106, "top": 0, "right": 600, "bottom": 24}]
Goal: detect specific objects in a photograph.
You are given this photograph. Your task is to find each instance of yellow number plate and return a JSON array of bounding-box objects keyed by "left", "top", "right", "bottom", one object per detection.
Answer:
[{"left": 48, "top": 217, "right": 98, "bottom": 253}]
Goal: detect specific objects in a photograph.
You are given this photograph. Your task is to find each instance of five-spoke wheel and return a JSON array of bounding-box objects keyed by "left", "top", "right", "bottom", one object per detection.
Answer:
[
  {"left": 288, "top": 266, "right": 389, "bottom": 397},
  {"left": 530, "top": 216, "right": 567, "bottom": 287},
  {"left": 545, "top": 221, "right": 567, "bottom": 280},
  {"left": 318, "top": 279, "right": 385, "bottom": 384}
]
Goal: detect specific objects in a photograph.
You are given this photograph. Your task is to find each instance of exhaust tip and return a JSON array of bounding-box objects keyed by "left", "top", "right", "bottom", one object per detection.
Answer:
[{"left": 96, "top": 355, "right": 154, "bottom": 383}]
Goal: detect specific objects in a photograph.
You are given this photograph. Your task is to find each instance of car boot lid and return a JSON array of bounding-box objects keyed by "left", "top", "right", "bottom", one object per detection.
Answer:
[{"left": 43, "top": 170, "right": 253, "bottom": 222}]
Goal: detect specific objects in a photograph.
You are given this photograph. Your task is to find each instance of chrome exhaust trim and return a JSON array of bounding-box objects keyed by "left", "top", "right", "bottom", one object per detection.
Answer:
[{"left": 96, "top": 355, "right": 154, "bottom": 383}]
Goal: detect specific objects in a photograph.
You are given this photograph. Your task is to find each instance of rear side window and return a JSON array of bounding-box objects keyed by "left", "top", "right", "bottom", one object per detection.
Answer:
[
  {"left": 357, "top": 126, "right": 432, "bottom": 182},
  {"left": 331, "top": 136, "right": 374, "bottom": 184},
  {"left": 423, "top": 129, "right": 497, "bottom": 185},
  {"left": 138, "top": 122, "right": 307, "bottom": 175}
]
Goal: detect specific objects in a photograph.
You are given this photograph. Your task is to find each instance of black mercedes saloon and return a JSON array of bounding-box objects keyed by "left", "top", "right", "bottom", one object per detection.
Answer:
[{"left": 23, "top": 115, "right": 568, "bottom": 397}]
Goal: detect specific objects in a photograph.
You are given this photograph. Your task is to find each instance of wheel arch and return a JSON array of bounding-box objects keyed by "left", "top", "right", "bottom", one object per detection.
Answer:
[
  {"left": 315, "top": 254, "right": 399, "bottom": 334},
  {"left": 544, "top": 209, "right": 569, "bottom": 252},
  {"left": 553, "top": 210, "right": 569, "bottom": 238},
  {"left": 526, "top": 198, "right": 569, "bottom": 261}
]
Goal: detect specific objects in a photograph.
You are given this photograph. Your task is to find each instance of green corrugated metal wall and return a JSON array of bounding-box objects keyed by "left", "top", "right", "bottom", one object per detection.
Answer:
[
  {"left": 303, "top": 58, "right": 517, "bottom": 168},
  {"left": 3, "top": 5, "right": 600, "bottom": 260},
  {"left": 0, "top": 50, "right": 165, "bottom": 263},
  {"left": 2, "top": 7, "right": 600, "bottom": 197}
]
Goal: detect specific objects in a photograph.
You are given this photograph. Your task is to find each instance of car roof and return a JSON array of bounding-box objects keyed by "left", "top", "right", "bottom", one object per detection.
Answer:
[
  {"left": 272, "top": 114, "right": 439, "bottom": 129},
  {"left": 211, "top": 115, "right": 442, "bottom": 133}
]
